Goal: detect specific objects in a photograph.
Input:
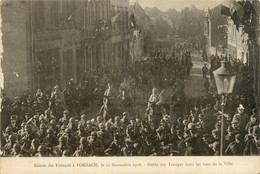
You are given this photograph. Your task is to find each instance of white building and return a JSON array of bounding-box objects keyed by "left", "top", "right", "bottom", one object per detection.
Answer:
[{"left": 227, "top": 17, "right": 249, "bottom": 63}]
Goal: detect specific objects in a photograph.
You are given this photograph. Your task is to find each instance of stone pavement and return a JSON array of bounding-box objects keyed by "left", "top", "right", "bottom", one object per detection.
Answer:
[{"left": 184, "top": 52, "right": 210, "bottom": 99}]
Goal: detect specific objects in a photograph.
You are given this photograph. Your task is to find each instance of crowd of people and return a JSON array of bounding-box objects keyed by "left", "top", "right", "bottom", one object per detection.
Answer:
[
  {"left": 1, "top": 82, "right": 259, "bottom": 157},
  {"left": 1, "top": 47, "right": 259, "bottom": 157}
]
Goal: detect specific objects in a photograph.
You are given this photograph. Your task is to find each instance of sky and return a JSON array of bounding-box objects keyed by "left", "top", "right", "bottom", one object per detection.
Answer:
[{"left": 129, "top": 0, "right": 229, "bottom": 11}]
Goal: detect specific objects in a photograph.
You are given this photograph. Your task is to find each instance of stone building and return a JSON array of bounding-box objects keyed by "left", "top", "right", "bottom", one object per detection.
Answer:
[{"left": 1, "top": 0, "right": 130, "bottom": 97}]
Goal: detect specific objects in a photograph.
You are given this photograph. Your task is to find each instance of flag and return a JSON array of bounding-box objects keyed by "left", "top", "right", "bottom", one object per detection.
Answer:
[
  {"left": 221, "top": 5, "right": 231, "bottom": 16},
  {"left": 230, "top": 0, "right": 244, "bottom": 20},
  {"left": 129, "top": 12, "right": 136, "bottom": 29},
  {"left": 230, "top": 0, "right": 244, "bottom": 30}
]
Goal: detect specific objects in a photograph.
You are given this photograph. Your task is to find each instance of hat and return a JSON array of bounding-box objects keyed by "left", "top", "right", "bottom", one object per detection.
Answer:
[
  {"left": 187, "top": 123, "right": 196, "bottom": 130},
  {"left": 54, "top": 85, "right": 59, "bottom": 89},
  {"left": 63, "top": 110, "right": 69, "bottom": 114},
  {"left": 123, "top": 112, "right": 129, "bottom": 116},
  {"left": 238, "top": 104, "right": 245, "bottom": 110}
]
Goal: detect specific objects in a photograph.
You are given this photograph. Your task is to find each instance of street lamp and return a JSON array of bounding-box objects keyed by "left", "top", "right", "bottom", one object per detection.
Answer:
[{"left": 213, "top": 59, "right": 236, "bottom": 156}]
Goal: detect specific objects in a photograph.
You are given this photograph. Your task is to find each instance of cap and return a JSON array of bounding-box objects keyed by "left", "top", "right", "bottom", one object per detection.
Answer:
[
  {"left": 238, "top": 104, "right": 245, "bottom": 110},
  {"left": 63, "top": 110, "right": 69, "bottom": 114},
  {"left": 187, "top": 123, "right": 196, "bottom": 130},
  {"left": 123, "top": 112, "right": 129, "bottom": 116},
  {"left": 81, "top": 114, "right": 87, "bottom": 120}
]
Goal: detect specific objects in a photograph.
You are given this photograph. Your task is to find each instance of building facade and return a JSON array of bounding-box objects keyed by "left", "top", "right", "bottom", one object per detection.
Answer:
[
  {"left": 227, "top": 17, "right": 249, "bottom": 63},
  {"left": 1, "top": 0, "right": 129, "bottom": 97}
]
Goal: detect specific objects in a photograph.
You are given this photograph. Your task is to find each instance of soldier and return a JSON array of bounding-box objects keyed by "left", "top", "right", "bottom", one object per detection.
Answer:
[
  {"left": 10, "top": 143, "right": 23, "bottom": 157},
  {"left": 45, "top": 129, "right": 58, "bottom": 148},
  {"left": 29, "top": 138, "right": 40, "bottom": 156},
  {"left": 73, "top": 137, "right": 93, "bottom": 157},
  {"left": 50, "top": 85, "right": 66, "bottom": 110},
  {"left": 78, "top": 114, "right": 87, "bottom": 127},
  {"left": 35, "top": 145, "right": 52, "bottom": 157},
  {"left": 58, "top": 110, "right": 70, "bottom": 126},
  {"left": 202, "top": 63, "right": 208, "bottom": 78},
  {"left": 184, "top": 137, "right": 195, "bottom": 156},
  {"left": 225, "top": 134, "right": 244, "bottom": 156},
  {"left": 88, "top": 131, "right": 104, "bottom": 156},
  {"left": 97, "top": 123, "right": 113, "bottom": 149},
  {"left": 245, "top": 114, "right": 258, "bottom": 134},
  {"left": 105, "top": 134, "right": 123, "bottom": 156},
  {"left": 212, "top": 141, "right": 220, "bottom": 156},
  {"left": 64, "top": 128, "right": 78, "bottom": 152},
  {"left": 2, "top": 134, "right": 17, "bottom": 156},
  {"left": 67, "top": 117, "right": 77, "bottom": 132},
  {"left": 148, "top": 88, "right": 163, "bottom": 108},
  {"left": 52, "top": 136, "right": 72, "bottom": 157},
  {"left": 243, "top": 126, "right": 259, "bottom": 156},
  {"left": 232, "top": 105, "right": 249, "bottom": 132},
  {"left": 121, "top": 138, "right": 133, "bottom": 156},
  {"left": 7, "top": 115, "right": 19, "bottom": 133},
  {"left": 38, "top": 123, "right": 47, "bottom": 141}
]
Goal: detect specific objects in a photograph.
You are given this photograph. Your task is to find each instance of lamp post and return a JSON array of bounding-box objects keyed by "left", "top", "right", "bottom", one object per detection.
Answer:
[{"left": 213, "top": 59, "right": 236, "bottom": 156}]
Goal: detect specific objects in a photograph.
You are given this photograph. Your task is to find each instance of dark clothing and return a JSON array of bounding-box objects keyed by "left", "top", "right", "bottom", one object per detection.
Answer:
[
  {"left": 225, "top": 141, "right": 244, "bottom": 156},
  {"left": 243, "top": 139, "right": 259, "bottom": 156},
  {"left": 184, "top": 146, "right": 195, "bottom": 156}
]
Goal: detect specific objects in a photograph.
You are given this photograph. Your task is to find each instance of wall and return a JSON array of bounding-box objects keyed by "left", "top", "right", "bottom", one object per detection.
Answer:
[{"left": 1, "top": 1, "right": 30, "bottom": 97}]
